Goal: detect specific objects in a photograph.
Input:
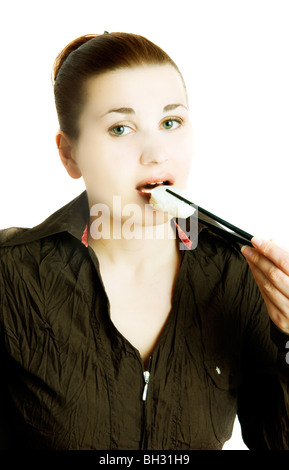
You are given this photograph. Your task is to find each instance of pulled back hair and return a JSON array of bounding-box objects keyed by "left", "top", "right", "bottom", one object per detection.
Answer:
[{"left": 53, "top": 32, "right": 185, "bottom": 141}]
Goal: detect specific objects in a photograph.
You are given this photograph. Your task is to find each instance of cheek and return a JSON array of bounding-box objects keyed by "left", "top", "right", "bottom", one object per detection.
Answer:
[
  {"left": 180, "top": 128, "right": 194, "bottom": 159},
  {"left": 75, "top": 134, "right": 108, "bottom": 177},
  {"left": 172, "top": 130, "right": 194, "bottom": 173},
  {"left": 98, "top": 143, "right": 140, "bottom": 195},
  {"left": 75, "top": 139, "right": 134, "bottom": 201}
]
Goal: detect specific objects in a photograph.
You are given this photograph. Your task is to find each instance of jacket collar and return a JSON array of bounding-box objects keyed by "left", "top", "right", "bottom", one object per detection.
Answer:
[{"left": 0, "top": 191, "right": 204, "bottom": 249}]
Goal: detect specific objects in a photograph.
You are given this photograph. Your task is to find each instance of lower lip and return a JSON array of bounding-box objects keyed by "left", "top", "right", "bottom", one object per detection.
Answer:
[{"left": 136, "top": 189, "right": 152, "bottom": 200}]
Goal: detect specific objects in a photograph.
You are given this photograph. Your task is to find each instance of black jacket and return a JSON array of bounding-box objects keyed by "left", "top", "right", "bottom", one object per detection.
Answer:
[{"left": 0, "top": 191, "right": 288, "bottom": 449}]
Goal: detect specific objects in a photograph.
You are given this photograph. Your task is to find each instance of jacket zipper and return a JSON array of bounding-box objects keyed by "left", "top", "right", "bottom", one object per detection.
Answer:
[
  {"left": 140, "top": 356, "right": 152, "bottom": 450},
  {"left": 142, "top": 370, "right": 150, "bottom": 401}
]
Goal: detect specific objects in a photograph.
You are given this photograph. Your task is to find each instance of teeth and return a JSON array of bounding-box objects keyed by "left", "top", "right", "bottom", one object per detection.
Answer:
[
  {"left": 137, "top": 180, "right": 172, "bottom": 194},
  {"left": 141, "top": 182, "right": 161, "bottom": 190},
  {"left": 144, "top": 181, "right": 170, "bottom": 187}
]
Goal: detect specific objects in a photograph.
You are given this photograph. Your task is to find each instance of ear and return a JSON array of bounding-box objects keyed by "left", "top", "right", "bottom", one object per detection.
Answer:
[{"left": 55, "top": 131, "right": 82, "bottom": 179}]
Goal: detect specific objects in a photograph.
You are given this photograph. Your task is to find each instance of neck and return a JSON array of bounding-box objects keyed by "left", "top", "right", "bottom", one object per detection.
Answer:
[{"left": 87, "top": 216, "right": 180, "bottom": 276}]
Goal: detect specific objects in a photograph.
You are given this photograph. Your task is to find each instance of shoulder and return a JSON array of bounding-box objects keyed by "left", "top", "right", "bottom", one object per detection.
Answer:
[
  {"left": 0, "top": 231, "right": 49, "bottom": 293},
  {"left": 184, "top": 225, "right": 262, "bottom": 313},
  {"left": 0, "top": 226, "right": 28, "bottom": 245},
  {"left": 0, "top": 229, "right": 84, "bottom": 286},
  {"left": 187, "top": 224, "right": 247, "bottom": 276}
]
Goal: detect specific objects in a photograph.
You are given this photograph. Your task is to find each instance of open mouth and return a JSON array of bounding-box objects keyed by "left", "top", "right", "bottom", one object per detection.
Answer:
[
  {"left": 136, "top": 180, "right": 172, "bottom": 195},
  {"left": 136, "top": 175, "right": 174, "bottom": 198}
]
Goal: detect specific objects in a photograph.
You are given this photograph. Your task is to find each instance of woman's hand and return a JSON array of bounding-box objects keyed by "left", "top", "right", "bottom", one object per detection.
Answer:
[{"left": 241, "top": 237, "right": 289, "bottom": 334}]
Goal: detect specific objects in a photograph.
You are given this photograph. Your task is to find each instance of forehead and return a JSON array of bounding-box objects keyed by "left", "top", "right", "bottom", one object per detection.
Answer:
[{"left": 84, "top": 65, "right": 187, "bottom": 114}]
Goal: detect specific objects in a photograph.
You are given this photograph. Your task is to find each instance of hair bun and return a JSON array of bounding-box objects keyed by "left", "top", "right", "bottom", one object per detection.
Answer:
[{"left": 52, "top": 34, "right": 99, "bottom": 83}]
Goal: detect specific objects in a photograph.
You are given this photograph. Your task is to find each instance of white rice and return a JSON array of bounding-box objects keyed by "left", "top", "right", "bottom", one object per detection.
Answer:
[{"left": 149, "top": 186, "right": 195, "bottom": 218}]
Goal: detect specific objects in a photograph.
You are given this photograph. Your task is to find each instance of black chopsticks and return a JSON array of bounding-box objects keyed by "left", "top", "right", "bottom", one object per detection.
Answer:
[{"left": 166, "top": 188, "right": 253, "bottom": 247}]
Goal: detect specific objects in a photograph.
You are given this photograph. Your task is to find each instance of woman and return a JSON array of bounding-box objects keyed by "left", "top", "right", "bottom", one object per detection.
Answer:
[{"left": 0, "top": 32, "right": 289, "bottom": 450}]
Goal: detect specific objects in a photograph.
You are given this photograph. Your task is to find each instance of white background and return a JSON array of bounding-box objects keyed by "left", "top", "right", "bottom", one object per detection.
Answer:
[{"left": 1, "top": 0, "right": 289, "bottom": 449}]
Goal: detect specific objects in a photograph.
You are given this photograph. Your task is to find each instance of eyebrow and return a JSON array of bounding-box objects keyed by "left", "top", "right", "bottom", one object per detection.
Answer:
[
  {"left": 101, "top": 103, "right": 187, "bottom": 117},
  {"left": 163, "top": 104, "right": 188, "bottom": 112}
]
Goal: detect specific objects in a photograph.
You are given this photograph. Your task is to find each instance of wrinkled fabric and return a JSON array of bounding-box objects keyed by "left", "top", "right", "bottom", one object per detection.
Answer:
[{"left": 0, "top": 191, "right": 289, "bottom": 450}]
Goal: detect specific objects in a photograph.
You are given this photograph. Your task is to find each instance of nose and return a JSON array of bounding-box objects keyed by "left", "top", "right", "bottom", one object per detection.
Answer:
[
  {"left": 139, "top": 139, "right": 169, "bottom": 166},
  {"left": 140, "top": 150, "right": 169, "bottom": 166}
]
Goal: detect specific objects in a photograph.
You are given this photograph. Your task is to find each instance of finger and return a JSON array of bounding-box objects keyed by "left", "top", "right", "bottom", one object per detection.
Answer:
[
  {"left": 246, "top": 258, "right": 289, "bottom": 326},
  {"left": 257, "top": 285, "right": 289, "bottom": 333},
  {"left": 248, "top": 260, "right": 289, "bottom": 333},
  {"left": 241, "top": 246, "right": 289, "bottom": 298},
  {"left": 251, "top": 237, "right": 289, "bottom": 276}
]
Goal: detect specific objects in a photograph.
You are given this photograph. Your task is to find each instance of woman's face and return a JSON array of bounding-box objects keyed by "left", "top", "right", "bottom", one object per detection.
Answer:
[{"left": 69, "top": 64, "right": 194, "bottom": 227}]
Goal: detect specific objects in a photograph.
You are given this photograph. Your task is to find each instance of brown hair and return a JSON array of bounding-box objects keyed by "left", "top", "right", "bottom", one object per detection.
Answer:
[{"left": 53, "top": 32, "right": 185, "bottom": 141}]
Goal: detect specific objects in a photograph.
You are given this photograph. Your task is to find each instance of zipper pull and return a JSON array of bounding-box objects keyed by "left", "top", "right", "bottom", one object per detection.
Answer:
[
  {"left": 142, "top": 356, "right": 152, "bottom": 401},
  {"left": 142, "top": 371, "right": 150, "bottom": 401}
]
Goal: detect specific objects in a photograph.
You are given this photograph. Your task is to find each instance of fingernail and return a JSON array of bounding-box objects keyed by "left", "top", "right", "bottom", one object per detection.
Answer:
[
  {"left": 251, "top": 237, "right": 263, "bottom": 247},
  {"left": 241, "top": 245, "right": 250, "bottom": 256}
]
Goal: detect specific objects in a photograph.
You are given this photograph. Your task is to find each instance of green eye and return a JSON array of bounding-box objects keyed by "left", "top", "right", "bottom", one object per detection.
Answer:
[
  {"left": 162, "top": 119, "right": 181, "bottom": 130},
  {"left": 113, "top": 125, "right": 125, "bottom": 135},
  {"left": 110, "top": 125, "right": 132, "bottom": 136}
]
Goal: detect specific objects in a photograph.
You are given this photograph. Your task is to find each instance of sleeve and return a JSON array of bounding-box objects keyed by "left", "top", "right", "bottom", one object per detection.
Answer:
[{"left": 236, "top": 262, "right": 289, "bottom": 450}]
